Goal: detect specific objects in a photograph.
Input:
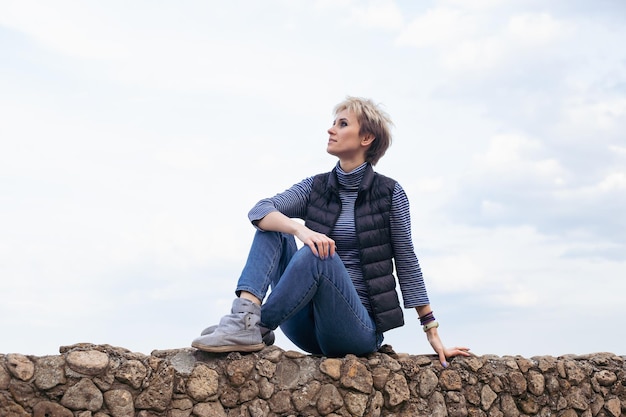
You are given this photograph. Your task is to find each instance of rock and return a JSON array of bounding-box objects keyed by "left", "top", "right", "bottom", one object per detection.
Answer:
[
  {"left": 34, "top": 356, "right": 66, "bottom": 390},
  {"left": 292, "top": 380, "right": 321, "bottom": 411},
  {"left": 317, "top": 384, "right": 343, "bottom": 415},
  {"left": 66, "top": 350, "right": 109, "bottom": 376},
  {"left": 384, "top": 373, "right": 410, "bottom": 407},
  {"left": 320, "top": 358, "right": 342, "bottom": 380},
  {"left": 186, "top": 364, "right": 218, "bottom": 402},
  {"left": 440, "top": 369, "right": 463, "bottom": 391},
  {"left": 60, "top": 378, "right": 103, "bottom": 411},
  {"left": 193, "top": 401, "right": 227, "bottom": 417},
  {"left": 134, "top": 361, "right": 173, "bottom": 412},
  {"left": 268, "top": 389, "right": 293, "bottom": 414},
  {"left": 345, "top": 391, "right": 369, "bottom": 417},
  {"left": 0, "top": 344, "right": 624, "bottom": 417},
  {"left": 340, "top": 358, "right": 373, "bottom": 394},
  {"left": 103, "top": 389, "right": 134, "bottom": 417},
  {"left": 115, "top": 359, "right": 147, "bottom": 389},
  {"left": 6, "top": 354, "right": 35, "bottom": 381},
  {"left": 32, "top": 401, "right": 73, "bottom": 417},
  {"left": 481, "top": 384, "right": 498, "bottom": 410},
  {"left": 527, "top": 370, "right": 545, "bottom": 396}
]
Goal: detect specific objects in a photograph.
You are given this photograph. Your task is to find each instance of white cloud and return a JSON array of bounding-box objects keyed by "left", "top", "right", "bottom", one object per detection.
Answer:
[
  {"left": 471, "top": 133, "right": 567, "bottom": 185},
  {"left": 396, "top": 6, "right": 573, "bottom": 75},
  {"left": 396, "top": 7, "right": 479, "bottom": 48},
  {"left": 1, "top": 0, "right": 624, "bottom": 358},
  {"left": 507, "top": 12, "right": 567, "bottom": 46},
  {"left": 561, "top": 97, "right": 626, "bottom": 132},
  {"left": 348, "top": 0, "right": 404, "bottom": 30},
  {"left": 598, "top": 172, "right": 626, "bottom": 191}
]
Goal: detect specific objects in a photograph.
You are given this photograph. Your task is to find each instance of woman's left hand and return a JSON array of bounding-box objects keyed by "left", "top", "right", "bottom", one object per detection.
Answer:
[{"left": 425, "top": 327, "right": 471, "bottom": 367}]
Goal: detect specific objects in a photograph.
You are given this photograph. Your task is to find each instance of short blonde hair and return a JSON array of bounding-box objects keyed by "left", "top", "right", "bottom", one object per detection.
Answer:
[{"left": 333, "top": 96, "right": 393, "bottom": 166}]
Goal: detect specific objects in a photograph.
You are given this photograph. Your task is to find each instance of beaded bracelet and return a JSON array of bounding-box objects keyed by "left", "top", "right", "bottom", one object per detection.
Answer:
[
  {"left": 419, "top": 311, "right": 435, "bottom": 325},
  {"left": 423, "top": 321, "right": 439, "bottom": 332}
]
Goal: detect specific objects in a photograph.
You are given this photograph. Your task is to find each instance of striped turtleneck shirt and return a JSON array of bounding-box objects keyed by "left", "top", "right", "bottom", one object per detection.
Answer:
[{"left": 248, "top": 162, "right": 430, "bottom": 312}]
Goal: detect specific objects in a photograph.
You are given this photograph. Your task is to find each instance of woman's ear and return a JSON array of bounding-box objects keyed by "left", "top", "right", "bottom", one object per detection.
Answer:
[{"left": 361, "top": 134, "right": 375, "bottom": 147}]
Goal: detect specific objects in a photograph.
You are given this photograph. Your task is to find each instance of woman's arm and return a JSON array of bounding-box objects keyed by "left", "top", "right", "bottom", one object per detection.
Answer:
[
  {"left": 251, "top": 178, "right": 336, "bottom": 259},
  {"left": 389, "top": 183, "right": 471, "bottom": 365},
  {"left": 415, "top": 305, "right": 471, "bottom": 367}
]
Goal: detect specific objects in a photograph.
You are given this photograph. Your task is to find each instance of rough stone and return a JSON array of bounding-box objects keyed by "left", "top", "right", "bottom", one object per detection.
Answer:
[
  {"left": 596, "top": 370, "right": 618, "bottom": 386},
  {"left": 345, "top": 391, "right": 369, "bottom": 417},
  {"left": 527, "top": 370, "right": 545, "bottom": 396},
  {"left": 0, "top": 344, "right": 624, "bottom": 417},
  {"left": 0, "top": 392, "right": 29, "bottom": 417},
  {"left": 340, "top": 358, "right": 373, "bottom": 394},
  {"left": 419, "top": 368, "right": 439, "bottom": 397},
  {"left": 268, "top": 389, "right": 293, "bottom": 414},
  {"left": 226, "top": 356, "right": 255, "bottom": 387},
  {"left": 9, "top": 379, "right": 38, "bottom": 409},
  {"left": 440, "top": 369, "right": 463, "bottom": 391},
  {"left": 60, "top": 378, "right": 103, "bottom": 411},
  {"left": 192, "top": 401, "right": 227, "bottom": 417},
  {"left": 134, "top": 361, "right": 173, "bottom": 412},
  {"left": 317, "top": 383, "right": 343, "bottom": 415},
  {"left": 103, "top": 389, "right": 134, "bottom": 417},
  {"left": 114, "top": 359, "right": 147, "bottom": 390},
  {"left": 604, "top": 397, "right": 621, "bottom": 417},
  {"left": 384, "top": 373, "right": 410, "bottom": 407},
  {"left": 481, "top": 384, "right": 498, "bottom": 411},
  {"left": 292, "top": 380, "right": 321, "bottom": 411},
  {"left": 508, "top": 371, "right": 527, "bottom": 396},
  {"left": 0, "top": 363, "right": 10, "bottom": 390},
  {"left": 320, "top": 358, "right": 342, "bottom": 380},
  {"left": 239, "top": 379, "right": 259, "bottom": 402},
  {"left": 272, "top": 358, "right": 300, "bottom": 390},
  {"left": 429, "top": 391, "right": 447, "bottom": 417},
  {"left": 32, "top": 400, "right": 73, "bottom": 417},
  {"left": 6, "top": 354, "right": 35, "bottom": 381},
  {"left": 66, "top": 350, "right": 110, "bottom": 376},
  {"left": 186, "top": 364, "right": 218, "bottom": 402},
  {"left": 446, "top": 390, "right": 468, "bottom": 417},
  {"left": 34, "top": 356, "right": 67, "bottom": 390}
]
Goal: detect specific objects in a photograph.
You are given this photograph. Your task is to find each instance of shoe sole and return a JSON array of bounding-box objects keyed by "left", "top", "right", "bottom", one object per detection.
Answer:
[{"left": 192, "top": 341, "right": 265, "bottom": 353}]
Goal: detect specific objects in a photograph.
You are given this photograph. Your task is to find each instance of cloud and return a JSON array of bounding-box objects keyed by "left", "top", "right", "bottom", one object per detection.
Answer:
[
  {"left": 395, "top": 7, "right": 480, "bottom": 49},
  {"left": 396, "top": 7, "right": 573, "bottom": 76},
  {"left": 347, "top": 0, "right": 404, "bottom": 30},
  {"left": 1, "top": 0, "right": 624, "bottom": 358},
  {"left": 445, "top": 129, "right": 626, "bottom": 251}
]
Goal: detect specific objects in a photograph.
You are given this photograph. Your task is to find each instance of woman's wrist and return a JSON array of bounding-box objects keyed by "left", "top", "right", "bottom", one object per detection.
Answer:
[{"left": 422, "top": 321, "right": 439, "bottom": 332}]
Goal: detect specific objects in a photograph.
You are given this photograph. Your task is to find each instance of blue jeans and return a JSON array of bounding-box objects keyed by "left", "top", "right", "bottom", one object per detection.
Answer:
[{"left": 236, "top": 230, "right": 383, "bottom": 357}]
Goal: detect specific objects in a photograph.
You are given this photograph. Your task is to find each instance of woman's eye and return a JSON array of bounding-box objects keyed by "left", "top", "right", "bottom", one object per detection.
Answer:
[{"left": 340, "top": 121, "right": 347, "bottom": 127}]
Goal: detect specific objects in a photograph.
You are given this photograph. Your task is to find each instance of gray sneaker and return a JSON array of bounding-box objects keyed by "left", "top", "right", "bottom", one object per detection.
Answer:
[
  {"left": 191, "top": 298, "right": 265, "bottom": 353},
  {"left": 201, "top": 324, "right": 275, "bottom": 346}
]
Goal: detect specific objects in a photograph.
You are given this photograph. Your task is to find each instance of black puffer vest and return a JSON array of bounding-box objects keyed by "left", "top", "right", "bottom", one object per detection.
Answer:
[{"left": 304, "top": 164, "right": 404, "bottom": 333}]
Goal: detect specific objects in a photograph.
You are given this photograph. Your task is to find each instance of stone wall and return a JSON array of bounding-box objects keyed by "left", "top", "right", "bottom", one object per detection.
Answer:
[{"left": 0, "top": 343, "right": 624, "bottom": 417}]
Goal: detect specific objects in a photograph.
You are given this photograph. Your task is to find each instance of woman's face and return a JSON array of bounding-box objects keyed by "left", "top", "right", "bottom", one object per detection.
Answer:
[{"left": 327, "top": 109, "right": 369, "bottom": 161}]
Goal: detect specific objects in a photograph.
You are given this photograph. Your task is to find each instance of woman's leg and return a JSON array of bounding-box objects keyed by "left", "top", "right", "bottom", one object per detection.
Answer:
[
  {"left": 193, "top": 230, "right": 380, "bottom": 356},
  {"left": 235, "top": 230, "right": 298, "bottom": 301},
  {"left": 192, "top": 231, "right": 296, "bottom": 352},
  {"left": 261, "top": 247, "right": 381, "bottom": 357}
]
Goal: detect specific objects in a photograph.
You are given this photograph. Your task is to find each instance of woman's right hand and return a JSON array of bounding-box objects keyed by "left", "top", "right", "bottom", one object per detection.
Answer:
[
  {"left": 256, "top": 212, "right": 336, "bottom": 259},
  {"left": 296, "top": 227, "right": 336, "bottom": 259}
]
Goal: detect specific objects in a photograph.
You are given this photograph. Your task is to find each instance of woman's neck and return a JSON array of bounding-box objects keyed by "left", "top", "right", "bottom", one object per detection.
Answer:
[{"left": 339, "top": 158, "right": 367, "bottom": 173}]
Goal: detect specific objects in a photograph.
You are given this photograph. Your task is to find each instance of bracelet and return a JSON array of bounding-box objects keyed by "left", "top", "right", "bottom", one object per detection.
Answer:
[
  {"left": 419, "top": 311, "right": 435, "bottom": 325},
  {"left": 423, "top": 321, "right": 439, "bottom": 332}
]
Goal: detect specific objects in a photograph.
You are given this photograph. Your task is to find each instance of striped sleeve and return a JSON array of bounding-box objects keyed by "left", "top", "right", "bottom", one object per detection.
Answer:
[
  {"left": 390, "top": 183, "right": 430, "bottom": 307},
  {"left": 248, "top": 177, "right": 314, "bottom": 228}
]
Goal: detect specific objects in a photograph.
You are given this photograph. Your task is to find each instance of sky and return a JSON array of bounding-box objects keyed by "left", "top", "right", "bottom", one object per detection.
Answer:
[{"left": 1, "top": 0, "right": 624, "bottom": 359}]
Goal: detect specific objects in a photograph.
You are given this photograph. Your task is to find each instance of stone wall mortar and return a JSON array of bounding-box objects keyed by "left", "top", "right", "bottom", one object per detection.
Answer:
[{"left": 0, "top": 343, "right": 624, "bottom": 417}]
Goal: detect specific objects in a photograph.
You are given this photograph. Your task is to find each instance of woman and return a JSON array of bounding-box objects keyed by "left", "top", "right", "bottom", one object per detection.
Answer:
[{"left": 192, "top": 96, "right": 470, "bottom": 365}]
